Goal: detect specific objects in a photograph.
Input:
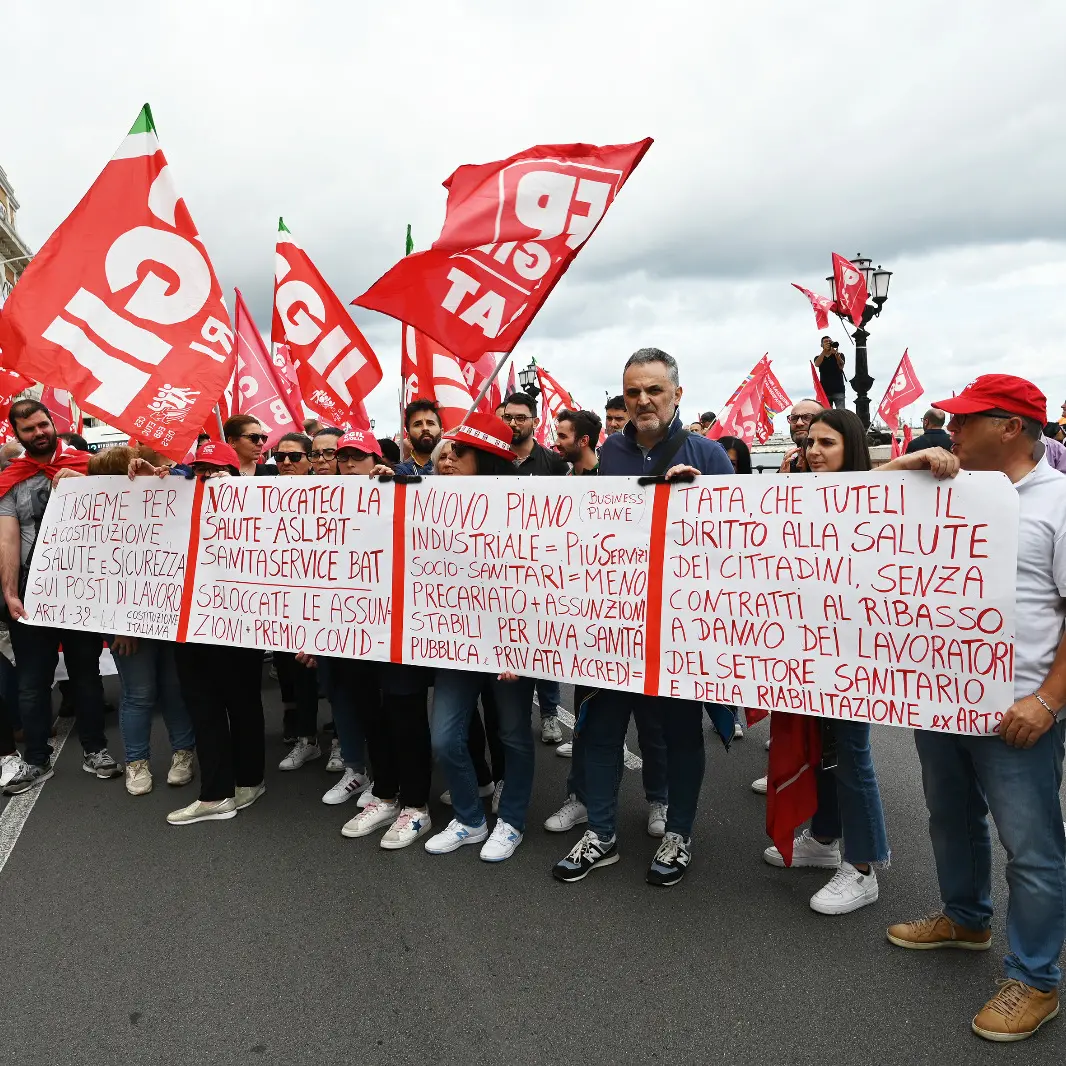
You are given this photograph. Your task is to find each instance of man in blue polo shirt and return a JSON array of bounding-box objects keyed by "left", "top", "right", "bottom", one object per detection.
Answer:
[{"left": 552, "top": 347, "right": 733, "bottom": 888}]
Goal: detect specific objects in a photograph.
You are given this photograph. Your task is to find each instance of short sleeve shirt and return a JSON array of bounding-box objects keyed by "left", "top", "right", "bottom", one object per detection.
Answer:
[{"left": 0, "top": 473, "right": 52, "bottom": 565}]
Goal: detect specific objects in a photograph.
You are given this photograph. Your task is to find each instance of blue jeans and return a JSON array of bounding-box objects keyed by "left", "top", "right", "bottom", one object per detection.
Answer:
[
  {"left": 112, "top": 638, "right": 195, "bottom": 762},
  {"left": 567, "top": 693, "right": 668, "bottom": 806},
  {"left": 810, "top": 721, "right": 890, "bottom": 866},
  {"left": 536, "top": 678, "right": 561, "bottom": 718},
  {"left": 321, "top": 659, "right": 366, "bottom": 771},
  {"left": 914, "top": 722, "right": 1066, "bottom": 990},
  {"left": 582, "top": 691, "right": 704, "bottom": 840},
  {"left": 431, "top": 669, "right": 535, "bottom": 832}
]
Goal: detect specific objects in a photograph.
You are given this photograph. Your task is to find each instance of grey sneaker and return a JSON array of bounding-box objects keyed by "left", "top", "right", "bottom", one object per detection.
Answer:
[
  {"left": 83, "top": 749, "right": 121, "bottom": 779},
  {"left": 541, "top": 716, "right": 563, "bottom": 744},
  {"left": 234, "top": 783, "right": 266, "bottom": 810},
  {"left": 167, "top": 798, "right": 237, "bottom": 825},
  {"left": 3, "top": 759, "right": 53, "bottom": 795}
]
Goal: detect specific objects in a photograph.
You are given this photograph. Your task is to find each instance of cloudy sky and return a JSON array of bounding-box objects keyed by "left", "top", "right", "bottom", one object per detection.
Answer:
[{"left": 5, "top": 1, "right": 1065, "bottom": 434}]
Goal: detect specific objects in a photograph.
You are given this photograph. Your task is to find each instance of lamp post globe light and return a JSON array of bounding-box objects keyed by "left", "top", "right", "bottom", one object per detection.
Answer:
[
  {"left": 826, "top": 254, "right": 893, "bottom": 429},
  {"left": 518, "top": 361, "right": 540, "bottom": 400}
]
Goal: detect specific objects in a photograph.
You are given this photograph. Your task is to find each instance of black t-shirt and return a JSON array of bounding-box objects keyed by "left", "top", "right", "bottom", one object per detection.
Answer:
[
  {"left": 818, "top": 353, "right": 846, "bottom": 395},
  {"left": 515, "top": 442, "right": 569, "bottom": 476}
]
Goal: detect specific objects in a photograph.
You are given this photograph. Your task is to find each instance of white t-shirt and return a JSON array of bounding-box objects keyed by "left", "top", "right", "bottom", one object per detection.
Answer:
[{"left": 1012, "top": 456, "right": 1066, "bottom": 705}]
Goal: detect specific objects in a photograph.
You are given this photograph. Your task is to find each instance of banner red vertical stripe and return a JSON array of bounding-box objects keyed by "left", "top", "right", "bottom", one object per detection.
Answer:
[
  {"left": 176, "top": 478, "right": 205, "bottom": 643},
  {"left": 643, "top": 482, "right": 671, "bottom": 696},
  {"left": 389, "top": 481, "right": 407, "bottom": 663}
]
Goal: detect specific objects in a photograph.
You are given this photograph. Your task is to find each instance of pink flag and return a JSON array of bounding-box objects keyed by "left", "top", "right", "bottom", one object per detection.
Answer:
[
  {"left": 791, "top": 283, "right": 836, "bottom": 330},
  {"left": 810, "top": 361, "right": 831, "bottom": 409},
  {"left": 877, "top": 349, "right": 923, "bottom": 427},
  {"left": 534, "top": 366, "right": 578, "bottom": 446},
  {"left": 40, "top": 385, "right": 82, "bottom": 435},
  {"left": 832, "top": 254, "right": 869, "bottom": 327},
  {"left": 506, "top": 359, "right": 517, "bottom": 399},
  {"left": 709, "top": 362, "right": 769, "bottom": 446},
  {"left": 233, "top": 289, "right": 303, "bottom": 447}
]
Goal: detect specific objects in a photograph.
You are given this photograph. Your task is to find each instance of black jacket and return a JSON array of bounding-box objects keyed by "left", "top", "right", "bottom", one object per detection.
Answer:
[{"left": 905, "top": 427, "right": 952, "bottom": 454}]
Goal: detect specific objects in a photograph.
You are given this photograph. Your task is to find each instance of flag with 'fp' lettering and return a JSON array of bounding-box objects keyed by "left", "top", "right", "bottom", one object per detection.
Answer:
[
  {"left": 877, "top": 349, "right": 923, "bottom": 428},
  {"left": 354, "top": 139, "right": 652, "bottom": 363},
  {"left": 831, "top": 253, "right": 869, "bottom": 327},
  {"left": 0, "top": 104, "right": 235, "bottom": 460}
]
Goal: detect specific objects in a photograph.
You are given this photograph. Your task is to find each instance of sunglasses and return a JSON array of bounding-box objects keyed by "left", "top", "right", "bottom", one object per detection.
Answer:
[
  {"left": 309, "top": 448, "right": 337, "bottom": 460},
  {"left": 787, "top": 414, "right": 815, "bottom": 425},
  {"left": 951, "top": 410, "right": 1016, "bottom": 428},
  {"left": 276, "top": 452, "right": 308, "bottom": 463},
  {"left": 338, "top": 449, "right": 373, "bottom": 462},
  {"left": 240, "top": 433, "right": 269, "bottom": 445},
  {"left": 449, "top": 442, "right": 472, "bottom": 459}
]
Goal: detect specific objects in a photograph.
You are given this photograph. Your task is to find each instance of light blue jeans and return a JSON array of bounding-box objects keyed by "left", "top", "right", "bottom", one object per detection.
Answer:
[
  {"left": 113, "top": 638, "right": 195, "bottom": 762},
  {"left": 914, "top": 721, "right": 1066, "bottom": 990}
]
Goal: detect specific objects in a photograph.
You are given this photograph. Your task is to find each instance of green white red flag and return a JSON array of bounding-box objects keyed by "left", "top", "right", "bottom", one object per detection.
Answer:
[{"left": 0, "top": 104, "right": 235, "bottom": 460}]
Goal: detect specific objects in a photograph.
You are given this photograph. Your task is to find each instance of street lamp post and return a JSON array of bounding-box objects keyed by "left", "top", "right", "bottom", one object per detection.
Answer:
[
  {"left": 826, "top": 255, "right": 893, "bottom": 429},
  {"left": 518, "top": 362, "right": 540, "bottom": 401}
]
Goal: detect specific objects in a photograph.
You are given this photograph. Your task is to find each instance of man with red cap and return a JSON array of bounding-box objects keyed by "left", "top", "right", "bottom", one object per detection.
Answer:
[{"left": 886, "top": 374, "right": 1066, "bottom": 1042}]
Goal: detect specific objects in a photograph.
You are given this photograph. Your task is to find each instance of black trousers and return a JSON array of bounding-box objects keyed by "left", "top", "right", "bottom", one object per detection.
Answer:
[
  {"left": 174, "top": 643, "right": 265, "bottom": 801},
  {"left": 467, "top": 683, "right": 504, "bottom": 786},
  {"left": 274, "top": 651, "right": 319, "bottom": 739}
]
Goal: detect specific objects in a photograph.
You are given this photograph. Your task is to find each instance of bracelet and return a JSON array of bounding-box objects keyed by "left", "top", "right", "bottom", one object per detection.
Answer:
[{"left": 1033, "top": 693, "right": 1058, "bottom": 718}]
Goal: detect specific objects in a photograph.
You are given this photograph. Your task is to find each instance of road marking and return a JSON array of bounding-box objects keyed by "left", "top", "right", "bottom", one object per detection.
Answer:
[
  {"left": 0, "top": 717, "right": 74, "bottom": 876},
  {"left": 537, "top": 695, "right": 643, "bottom": 770}
]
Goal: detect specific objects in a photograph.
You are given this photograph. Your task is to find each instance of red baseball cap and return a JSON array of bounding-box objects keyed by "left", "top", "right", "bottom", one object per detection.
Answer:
[
  {"left": 443, "top": 412, "right": 517, "bottom": 462},
  {"left": 335, "top": 429, "right": 382, "bottom": 458},
  {"left": 194, "top": 441, "right": 241, "bottom": 470},
  {"left": 933, "top": 374, "right": 1046, "bottom": 423}
]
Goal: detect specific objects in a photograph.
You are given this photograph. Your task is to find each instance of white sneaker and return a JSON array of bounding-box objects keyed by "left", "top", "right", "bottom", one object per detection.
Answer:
[
  {"left": 541, "top": 716, "right": 563, "bottom": 744},
  {"left": 380, "top": 807, "right": 432, "bottom": 850},
  {"left": 751, "top": 775, "right": 768, "bottom": 795},
  {"left": 125, "top": 759, "right": 153, "bottom": 796},
  {"left": 810, "top": 862, "right": 879, "bottom": 915},
  {"left": 544, "top": 794, "right": 588, "bottom": 832},
  {"left": 647, "top": 801, "right": 668, "bottom": 838},
  {"left": 0, "top": 753, "right": 26, "bottom": 789},
  {"left": 424, "top": 818, "right": 489, "bottom": 854},
  {"left": 322, "top": 767, "right": 369, "bottom": 805},
  {"left": 556, "top": 741, "right": 573, "bottom": 758},
  {"left": 765, "top": 738, "right": 772, "bottom": 751},
  {"left": 440, "top": 781, "right": 494, "bottom": 806},
  {"left": 325, "top": 738, "right": 344, "bottom": 772},
  {"left": 764, "top": 827, "right": 841, "bottom": 869},
  {"left": 278, "top": 738, "right": 321, "bottom": 771},
  {"left": 481, "top": 819, "right": 523, "bottom": 862},
  {"left": 357, "top": 784, "right": 377, "bottom": 809},
  {"left": 341, "top": 799, "right": 398, "bottom": 838},
  {"left": 733, "top": 720, "right": 744, "bottom": 739},
  {"left": 491, "top": 780, "right": 504, "bottom": 815}
]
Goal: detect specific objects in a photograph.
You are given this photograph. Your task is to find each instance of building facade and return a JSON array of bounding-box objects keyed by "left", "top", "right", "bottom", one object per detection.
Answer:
[{"left": 0, "top": 163, "right": 32, "bottom": 308}]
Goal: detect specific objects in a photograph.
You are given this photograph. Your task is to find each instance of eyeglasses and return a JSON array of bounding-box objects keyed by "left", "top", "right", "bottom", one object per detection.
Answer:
[
  {"left": 787, "top": 413, "right": 815, "bottom": 425},
  {"left": 276, "top": 452, "right": 308, "bottom": 463},
  {"left": 501, "top": 414, "right": 532, "bottom": 424},
  {"left": 240, "top": 433, "right": 268, "bottom": 445},
  {"left": 309, "top": 448, "right": 337, "bottom": 460}
]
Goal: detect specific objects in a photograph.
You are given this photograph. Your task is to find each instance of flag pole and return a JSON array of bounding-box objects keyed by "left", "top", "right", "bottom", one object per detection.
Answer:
[{"left": 458, "top": 351, "right": 512, "bottom": 429}]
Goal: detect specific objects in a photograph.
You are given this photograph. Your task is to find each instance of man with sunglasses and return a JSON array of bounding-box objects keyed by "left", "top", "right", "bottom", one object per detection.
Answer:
[
  {"left": 502, "top": 392, "right": 569, "bottom": 476},
  {"left": 395, "top": 400, "right": 443, "bottom": 476},
  {"left": 223, "top": 415, "right": 277, "bottom": 477},
  {"left": 778, "top": 399, "right": 824, "bottom": 473},
  {"left": 886, "top": 375, "right": 1066, "bottom": 1043}
]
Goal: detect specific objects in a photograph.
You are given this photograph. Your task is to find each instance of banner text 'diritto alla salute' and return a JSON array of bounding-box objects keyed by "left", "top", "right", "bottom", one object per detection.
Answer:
[{"left": 25, "top": 469, "right": 1018, "bottom": 737}]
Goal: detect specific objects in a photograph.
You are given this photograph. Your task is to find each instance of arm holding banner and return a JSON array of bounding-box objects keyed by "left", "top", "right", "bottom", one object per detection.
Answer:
[
  {"left": 881, "top": 447, "right": 959, "bottom": 479},
  {"left": 0, "top": 514, "right": 25, "bottom": 621}
]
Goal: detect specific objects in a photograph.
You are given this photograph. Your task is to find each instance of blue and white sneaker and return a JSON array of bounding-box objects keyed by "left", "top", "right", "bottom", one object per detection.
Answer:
[
  {"left": 480, "top": 819, "right": 523, "bottom": 862},
  {"left": 646, "top": 832, "right": 692, "bottom": 887},
  {"left": 424, "top": 818, "right": 489, "bottom": 854},
  {"left": 552, "top": 830, "right": 619, "bottom": 882}
]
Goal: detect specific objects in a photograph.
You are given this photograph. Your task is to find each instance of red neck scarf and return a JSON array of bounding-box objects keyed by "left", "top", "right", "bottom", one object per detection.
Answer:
[{"left": 0, "top": 439, "right": 91, "bottom": 500}]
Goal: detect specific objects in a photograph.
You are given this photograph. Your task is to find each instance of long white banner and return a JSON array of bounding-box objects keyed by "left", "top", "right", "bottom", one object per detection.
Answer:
[{"left": 24, "top": 471, "right": 1019, "bottom": 734}]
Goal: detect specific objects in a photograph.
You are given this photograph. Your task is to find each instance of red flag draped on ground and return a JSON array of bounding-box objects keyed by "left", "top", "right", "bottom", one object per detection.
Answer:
[
  {"left": 232, "top": 289, "right": 303, "bottom": 447},
  {"left": 273, "top": 218, "right": 380, "bottom": 431},
  {"left": 791, "top": 283, "right": 836, "bottom": 330},
  {"left": 0, "top": 105, "right": 235, "bottom": 461},
  {"left": 354, "top": 139, "right": 652, "bottom": 363},
  {"left": 877, "top": 349, "right": 923, "bottom": 428},
  {"left": 832, "top": 253, "right": 869, "bottom": 327},
  {"left": 534, "top": 365, "right": 578, "bottom": 446},
  {"left": 39, "top": 385, "right": 82, "bottom": 435},
  {"left": 810, "top": 360, "right": 831, "bottom": 409}
]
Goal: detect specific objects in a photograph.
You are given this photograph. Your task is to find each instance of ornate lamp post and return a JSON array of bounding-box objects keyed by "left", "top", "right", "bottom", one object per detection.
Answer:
[
  {"left": 826, "top": 255, "right": 893, "bottom": 428},
  {"left": 518, "top": 362, "right": 540, "bottom": 401}
]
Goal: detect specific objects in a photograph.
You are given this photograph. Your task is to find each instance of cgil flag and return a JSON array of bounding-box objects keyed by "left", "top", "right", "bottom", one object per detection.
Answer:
[
  {"left": 534, "top": 364, "right": 579, "bottom": 447},
  {"left": 354, "top": 139, "right": 653, "bottom": 363},
  {"left": 832, "top": 253, "right": 869, "bottom": 327},
  {"left": 40, "top": 385, "right": 83, "bottom": 436},
  {"left": 273, "top": 217, "right": 381, "bottom": 431},
  {"left": 877, "top": 349, "right": 923, "bottom": 428},
  {"left": 0, "top": 104, "right": 236, "bottom": 460},
  {"left": 402, "top": 326, "right": 501, "bottom": 431},
  {"left": 791, "top": 283, "right": 837, "bottom": 330},
  {"left": 717, "top": 355, "right": 792, "bottom": 445}
]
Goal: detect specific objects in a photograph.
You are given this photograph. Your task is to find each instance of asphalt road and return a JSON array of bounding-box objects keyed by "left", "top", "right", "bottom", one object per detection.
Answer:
[{"left": 1, "top": 675, "right": 1063, "bottom": 1065}]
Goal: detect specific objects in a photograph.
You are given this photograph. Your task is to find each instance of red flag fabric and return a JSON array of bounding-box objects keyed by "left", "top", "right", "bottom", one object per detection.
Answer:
[
  {"left": 892, "top": 424, "right": 914, "bottom": 459},
  {"left": 506, "top": 359, "right": 517, "bottom": 399},
  {"left": 273, "top": 218, "right": 381, "bottom": 431},
  {"left": 791, "top": 283, "right": 836, "bottom": 330},
  {"left": 233, "top": 289, "right": 304, "bottom": 447},
  {"left": 810, "top": 360, "right": 831, "bottom": 409},
  {"left": 354, "top": 139, "right": 653, "bottom": 363},
  {"left": 766, "top": 712, "right": 823, "bottom": 867},
  {"left": 710, "top": 359, "right": 774, "bottom": 446},
  {"left": 0, "top": 105, "right": 235, "bottom": 461},
  {"left": 0, "top": 367, "right": 34, "bottom": 443},
  {"left": 0, "top": 437, "right": 90, "bottom": 501},
  {"left": 877, "top": 349, "right": 924, "bottom": 427},
  {"left": 832, "top": 253, "right": 869, "bottom": 327},
  {"left": 534, "top": 365, "right": 578, "bottom": 446},
  {"left": 39, "top": 385, "right": 83, "bottom": 435},
  {"left": 402, "top": 327, "right": 502, "bottom": 431}
]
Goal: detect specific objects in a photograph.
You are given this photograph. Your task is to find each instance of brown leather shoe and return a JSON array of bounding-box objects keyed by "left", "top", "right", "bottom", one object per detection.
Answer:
[
  {"left": 972, "top": 980, "right": 1059, "bottom": 1041},
  {"left": 886, "top": 912, "right": 992, "bottom": 950}
]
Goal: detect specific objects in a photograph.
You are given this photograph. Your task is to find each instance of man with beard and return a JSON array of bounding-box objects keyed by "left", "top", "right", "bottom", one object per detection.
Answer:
[
  {"left": 555, "top": 409, "right": 601, "bottom": 475},
  {"left": 395, "top": 401, "right": 443, "bottom": 476},
  {"left": 0, "top": 400, "right": 120, "bottom": 794},
  {"left": 503, "top": 392, "right": 568, "bottom": 476}
]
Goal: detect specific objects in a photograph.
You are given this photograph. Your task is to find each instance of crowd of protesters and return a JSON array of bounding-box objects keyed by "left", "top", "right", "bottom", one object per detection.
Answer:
[{"left": 0, "top": 348, "right": 1063, "bottom": 1044}]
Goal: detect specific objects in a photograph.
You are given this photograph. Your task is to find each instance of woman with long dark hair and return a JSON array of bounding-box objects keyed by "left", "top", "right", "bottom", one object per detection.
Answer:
[{"left": 717, "top": 435, "right": 752, "bottom": 475}]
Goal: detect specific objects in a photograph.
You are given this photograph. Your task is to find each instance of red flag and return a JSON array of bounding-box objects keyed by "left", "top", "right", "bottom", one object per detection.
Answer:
[
  {"left": 534, "top": 365, "right": 578, "bottom": 446},
  {"left": 0, "top": 105, "right": 235, "bottom": 461},
  {"left": 402, "top": 327, "right": 501, "bottom": 431},
  {"left": 791, "top": 283, "right": 837, "bottom": 330},
  {"left": 766, "top": 713, "right": 822, "bottom": 867},
  {"left": 273, "top": 218, "right": 381, "bottom": 431},
  {"left": 233, "top": 289, "right": 304, "bottom": 447},
  {"left": 892, "top": 424, "right": 914, "bottom": 459},
  {"left": 40, "top": 385, "right": 82, "bottom": 435},
  {"left": 506, "top": 359, "right": 517, "bottom": 399},
  {"left": 831, "top": 253, "right": 869, "bottom": 327},
  {"left": 0, "top": 366, "right": 34, "bottom": 443},
  {"left": 810, "top": 360, "right": 831, "bottom": 409},
  {"left": 354, "top": 139, "right": 653, "bottom": 363},
  {"left": 709, "top": 362, "right": 769, "bottom": 446},
  {"left": 877, "top": 349, "right": 923, "bottom": 427},
  {"left": 720, "top": 356, "right": 790, "bottom": 445}
]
